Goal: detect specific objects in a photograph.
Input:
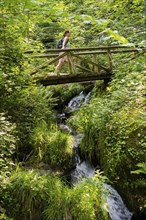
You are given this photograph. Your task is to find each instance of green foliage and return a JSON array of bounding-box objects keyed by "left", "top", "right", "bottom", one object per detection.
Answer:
[
  {"left": 1, "top": 81, "right": 55, "bottom": 161},
  {"left": 131, "top": 163, "right": 146, "bottom": 175},
  {"left": 1, "top": 170, "right": 66, "bottom": 220},
  {"left": 1, "top": 170, "right": 109, "bottom": 220},
  {"left": 0, "top": 0, "right": 56, "bottom": 161},
  {"left": 69, "top": 56, "right": 146, "bottom": 212},
  {"left": 65, "top": 171, "right": 109, "bottom": 220},
  {"left": 31, "top": 122, "right": 74, "bottom": 171},
  {"left": 0, "top": 207, "right": 13, "bottom": 220},
  {"left": 0, "top": 0, "right": 146, "bottom": 217},
  {"left": 68, "top": 94, "right": 113, "bottom": 163},
  {"left": 0, "top": 114, "right": 17, "bottom": 176}
]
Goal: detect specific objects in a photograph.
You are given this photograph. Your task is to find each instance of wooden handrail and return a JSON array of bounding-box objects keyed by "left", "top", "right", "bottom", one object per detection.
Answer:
[
  {"left": 30, "top": 52, "right": 67, "bottom": 75},
  {"left": 25, "top": 48, "right": 144, "bottom": 58},
  {"left": 25, "top": 45, "right": 145, "bottom": 54},
  {"left": 28, "top": 46, "right": 145, "bottom": 77},
  {"left": 25, "top": 49, "right": 144, "bottom": 58}
]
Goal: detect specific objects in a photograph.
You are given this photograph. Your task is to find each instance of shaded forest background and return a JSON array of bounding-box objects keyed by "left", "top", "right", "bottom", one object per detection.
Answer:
[{"left": 0, "top": 0, "right": 146, "bottom": 220}]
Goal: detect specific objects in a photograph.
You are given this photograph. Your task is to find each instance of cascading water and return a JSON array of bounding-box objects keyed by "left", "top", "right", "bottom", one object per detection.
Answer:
[
  {"left": 71, "top": 153, "right": 133, "bottom": 220},
  {"left": 104, "top": 184, "right": 133, "bottom": 220},
  {"left": 66, "top": 91, "right": 133, "bottom": 220},
  {"left": 68, "top": 91, "right": 90, "bottom": 111}
]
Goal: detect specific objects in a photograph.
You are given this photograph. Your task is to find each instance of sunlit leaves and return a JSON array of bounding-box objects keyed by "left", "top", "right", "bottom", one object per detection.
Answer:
[
  {"left": 1, "top": 169, "right": 109, "bottom": 220},
  {"left": 131, "top": 163, "right": 146, "bottom": 175},
  {"left": 0, "top": 114, "right": 17, "bottom": 176}
]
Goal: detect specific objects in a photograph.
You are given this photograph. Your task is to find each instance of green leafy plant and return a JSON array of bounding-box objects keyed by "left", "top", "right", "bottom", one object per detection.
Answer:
[
  {"left": 0, "top": 207, "right": 13, "bottom": 220},
  {"left": 0, "top": 113, "right": 17, "bottom": 176},
  {"left": 69, "top": 56, "right": 146, "bottom": 213},
  {"left": 31, "top": 122, "right": 74, "bottom": 171},
  {"left": 1, "top": 170, "right": 67, "bottom": 220},
  {"left": 1, "top": 170, "right": 109, "bottom": 220},
  {"left": 131, "top": 163, "right": 146, "bottom": 175}
]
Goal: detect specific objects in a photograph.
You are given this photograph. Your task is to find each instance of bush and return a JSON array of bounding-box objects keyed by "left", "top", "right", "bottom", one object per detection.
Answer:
[
  {"left": 31, "top": 122, "right": 74, "bottom": 171},
  {"left": 1, "top": 170, "right": 67, "bottom": 220},
  {"left": 1, "top": 81, "right": 55, "bottom": 161},
  {"left": 68, "top": 57, "right": 146, "bottom": 213},
  {"left": 0, "top": 113, "right": 17, "bottom": 176},
  {"left": 66, "top": 172, "right": 110, "bottom": 220},
  {"left": 1, "top": 170, "right": 109, "bottom": 220},
  {"left": 0, "top": 207, "right": 13, "bottom": 220}
]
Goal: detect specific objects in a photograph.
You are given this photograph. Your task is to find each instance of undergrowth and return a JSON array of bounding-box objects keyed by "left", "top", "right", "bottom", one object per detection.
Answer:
[
  {"left": 1, "top": 170, "right": 110, "bottom": 220},
  {"left": 68, "top": 56, "right": 146, "bottom": 213}
]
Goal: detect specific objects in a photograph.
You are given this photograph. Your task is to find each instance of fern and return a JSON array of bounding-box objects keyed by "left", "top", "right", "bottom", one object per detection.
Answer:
[{"left": 131, "top": 163, "right": 146, "bottom": 175}]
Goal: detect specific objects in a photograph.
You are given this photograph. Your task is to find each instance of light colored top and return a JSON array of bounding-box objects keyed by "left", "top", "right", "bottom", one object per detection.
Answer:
[{"left": 62, "top": 36, "right": 70, "bottom": 49}]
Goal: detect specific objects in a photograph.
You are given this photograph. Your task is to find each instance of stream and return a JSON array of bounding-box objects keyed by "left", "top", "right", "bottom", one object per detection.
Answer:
[{"left": 59, "top": 91, "right": 133, "bottom": 220}]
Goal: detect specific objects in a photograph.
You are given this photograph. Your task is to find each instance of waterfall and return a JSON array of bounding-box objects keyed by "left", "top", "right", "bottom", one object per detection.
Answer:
[
  {"left": 67, "top": 91, "right": 133, "bottom": 220},
  {"left": 68, "top": 91, "right": 90, "bottom": 111},
  {"left": 71, "top": 154, "right": 133, "bottom": 220}
]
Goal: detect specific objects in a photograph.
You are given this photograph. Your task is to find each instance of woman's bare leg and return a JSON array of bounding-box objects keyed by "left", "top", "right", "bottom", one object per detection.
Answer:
[{"left": 55, "top": 59, "right": 64, "bottom": 75}]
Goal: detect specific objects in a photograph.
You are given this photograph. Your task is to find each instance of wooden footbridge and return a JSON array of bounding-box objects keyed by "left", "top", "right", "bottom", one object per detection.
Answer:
[{"left": 25, "top": 45, "right": 145, "bottom": 86}]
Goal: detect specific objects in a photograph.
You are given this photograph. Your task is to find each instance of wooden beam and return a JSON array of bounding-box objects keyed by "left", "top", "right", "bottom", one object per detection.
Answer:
[
  {"left": 25, "top": 45, "right": 144, "bottom": 54},
  {"left": 124, "top": 49, "right": 146, "bottom": 63},
  {"left": 30, "top": 52, "right": 67, "bottom": 75},
  {"left": 36, "top": 72, "right": 112, "bottom": 86},
  {"left": 70, "top": 52, "right": 109, "bottom": 72},
  {"left": 30, "top": 60, "right": 51, "bottom": 75},
  {"left": 75, "top": 64, "right": 94, "bottom": 73},
  {"left": 25, "top": 49, "right": 144, "bottom": 59}
]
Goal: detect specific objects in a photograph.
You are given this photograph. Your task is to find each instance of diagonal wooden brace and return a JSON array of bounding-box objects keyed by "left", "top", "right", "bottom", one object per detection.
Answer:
[
  {"left": 30, "top": 52, "right": 67, "bottom": 75},
  {"left": 70, "top": 52, "right": 109, "bottom": 72},
  {"left": 66, "top": 52, "right": 76, "bottom": 74}
]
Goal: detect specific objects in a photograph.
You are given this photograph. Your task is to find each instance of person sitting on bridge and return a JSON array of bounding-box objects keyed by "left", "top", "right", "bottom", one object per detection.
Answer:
[{"left": 55, "top": 30, "right": 71, "bottom": 75}]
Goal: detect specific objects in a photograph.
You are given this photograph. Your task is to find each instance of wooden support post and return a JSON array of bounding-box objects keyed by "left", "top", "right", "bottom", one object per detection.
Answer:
[
  {"left": 92, "top": 54, "right": 98, "bottom": 72},
  {"left": 107, "top": 49, "right": 113, "bottom": 71},
  {"left": 67, "top": 54, "right": 72, "bottom": 74},
  {"left": 70, "top": 52, "right": 109, "bottom": 72},
  {"left": 67, "top": 52, "right": 76, "bottom": 74}
]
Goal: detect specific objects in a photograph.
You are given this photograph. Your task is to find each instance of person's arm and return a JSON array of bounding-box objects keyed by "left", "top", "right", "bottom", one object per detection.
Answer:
[{"left": 61, "top": 36, "right": 68, "bottom": 49}]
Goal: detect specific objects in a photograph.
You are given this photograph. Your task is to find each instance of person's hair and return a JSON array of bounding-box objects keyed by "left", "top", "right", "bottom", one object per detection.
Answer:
[{"left": 63, "top": 30, "right": 70, "bottom": 37}]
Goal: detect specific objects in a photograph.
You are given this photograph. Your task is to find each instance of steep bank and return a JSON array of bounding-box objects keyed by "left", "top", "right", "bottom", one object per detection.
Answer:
[{"left": 69, "top": 56, "right": 146, "bottom": 217}]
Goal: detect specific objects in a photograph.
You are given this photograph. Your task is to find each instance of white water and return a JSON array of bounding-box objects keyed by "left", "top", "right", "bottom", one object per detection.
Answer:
[
  {"left": 104, "top": 184, "right": 133, "bottom": 220},
  {"left": 68, "top": 91, "right": 91, "bottom": 111},
  {"left": 71, "top": 157, "right": 133, "bottom": 220},
  {"left": 68, "top": 92, "right": 133, "bottom": 220}
]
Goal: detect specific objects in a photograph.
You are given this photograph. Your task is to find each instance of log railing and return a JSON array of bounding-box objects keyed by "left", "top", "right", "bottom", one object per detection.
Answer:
[{"left": 25, "top": 46, "right": 146, "bottom": 76}]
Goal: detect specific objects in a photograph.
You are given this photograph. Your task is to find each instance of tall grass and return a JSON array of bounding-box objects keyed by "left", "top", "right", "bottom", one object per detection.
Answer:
[
  {"left": 68, "top": 57, "right": 146, "bottom": 213},
  {"left": 1, "top": 170, "right": 67, "bottom": 220},
  {"left": 1, "top": 170, "right": 110, "bottom": 220},
  {"left": 31, "top": 121, "right": 74, "bottom": 171}
]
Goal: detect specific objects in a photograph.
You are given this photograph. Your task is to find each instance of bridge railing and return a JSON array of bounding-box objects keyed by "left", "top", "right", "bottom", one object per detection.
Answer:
[{"left": 25, "top": 46, "right": 145, "bottom": 76}]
